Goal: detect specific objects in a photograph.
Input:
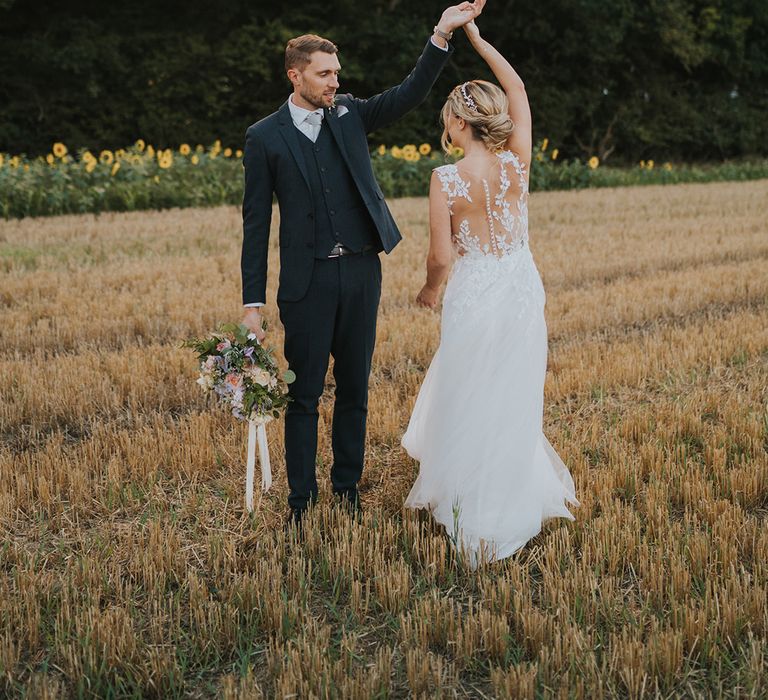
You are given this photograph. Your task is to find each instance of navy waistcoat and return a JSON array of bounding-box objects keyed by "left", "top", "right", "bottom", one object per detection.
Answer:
[{"left": 295, "top": 121, "right": 380, "bottom": 259}]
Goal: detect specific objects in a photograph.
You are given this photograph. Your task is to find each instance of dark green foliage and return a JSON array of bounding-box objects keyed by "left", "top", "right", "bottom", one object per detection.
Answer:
[{"left": 0, "top": 0, "right": 766, "bottom": 162}]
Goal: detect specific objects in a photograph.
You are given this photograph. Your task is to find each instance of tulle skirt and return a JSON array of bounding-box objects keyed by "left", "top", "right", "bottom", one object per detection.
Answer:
[{"left": 402, "top": 246, "right": 579, "bottom": 568}]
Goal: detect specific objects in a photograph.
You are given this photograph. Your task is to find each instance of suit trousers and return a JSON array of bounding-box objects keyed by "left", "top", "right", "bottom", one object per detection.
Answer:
[{"left": 278, "top": 251, "right": 382, "bottom": 511}]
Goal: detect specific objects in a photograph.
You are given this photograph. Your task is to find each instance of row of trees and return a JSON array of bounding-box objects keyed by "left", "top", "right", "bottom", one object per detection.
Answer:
[{"left": 1, "top": 0, "right": 766, "bottom": 162}]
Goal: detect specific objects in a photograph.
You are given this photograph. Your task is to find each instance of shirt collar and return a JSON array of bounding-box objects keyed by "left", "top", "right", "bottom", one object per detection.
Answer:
[{"left": 288, "top": 94, "right": 323, "bottom": 127}]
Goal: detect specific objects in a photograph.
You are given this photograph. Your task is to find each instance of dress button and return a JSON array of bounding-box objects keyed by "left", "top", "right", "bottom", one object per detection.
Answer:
[
  {"left": 325, "top": 188, "right": 331, "bottom": 193},
  {"left": 329, "top": 209, "right": 335, "bottom": 216},
  {"left": 320, "top": 167, "right": 326, "bottom": 172}
]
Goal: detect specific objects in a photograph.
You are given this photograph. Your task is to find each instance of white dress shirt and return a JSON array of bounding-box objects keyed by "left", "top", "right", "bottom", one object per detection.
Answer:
[
  {"left": 288, "top": 96, "right": 325, "bottom": 142},
  {"left": 244, "top": 37, "right": 448, "bottom": 308}
]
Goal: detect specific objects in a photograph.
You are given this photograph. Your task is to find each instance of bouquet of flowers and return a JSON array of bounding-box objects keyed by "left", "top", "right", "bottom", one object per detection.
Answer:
[{"left": 186, "top": 323, "right": 295, "bottom": 508}]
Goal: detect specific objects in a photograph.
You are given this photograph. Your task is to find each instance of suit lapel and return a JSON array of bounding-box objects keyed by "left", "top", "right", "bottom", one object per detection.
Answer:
[
  {"left": 277, "top": 102, "right": 311, "bottom": 192},
  {"left": 324, "top": 107, "right": 362, "bottom": 181}
]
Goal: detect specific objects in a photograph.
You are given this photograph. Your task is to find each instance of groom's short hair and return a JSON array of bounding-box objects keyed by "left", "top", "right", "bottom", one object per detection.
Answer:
[{"left": 285, "top": 34, "right": 338, "bottom": 72}]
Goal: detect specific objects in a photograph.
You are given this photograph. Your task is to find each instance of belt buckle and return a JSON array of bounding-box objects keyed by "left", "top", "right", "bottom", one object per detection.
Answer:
[{"left": 328, "top": 243, "right": 346, "bottom": 258}]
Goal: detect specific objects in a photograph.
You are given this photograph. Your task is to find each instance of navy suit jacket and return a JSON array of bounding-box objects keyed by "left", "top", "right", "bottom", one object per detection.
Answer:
[{"left": 241, "top": 38, "right": 454, "bottom": 304}]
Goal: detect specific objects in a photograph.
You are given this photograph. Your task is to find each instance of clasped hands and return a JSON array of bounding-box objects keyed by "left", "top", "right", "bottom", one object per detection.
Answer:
[{"left": 437, "top": 0, "right": 487, "bottom": 34}]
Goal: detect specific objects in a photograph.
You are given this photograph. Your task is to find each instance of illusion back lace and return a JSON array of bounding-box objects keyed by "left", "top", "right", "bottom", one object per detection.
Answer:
[{"left": 434, "top": 150, "right": 528, "bottom": 258}]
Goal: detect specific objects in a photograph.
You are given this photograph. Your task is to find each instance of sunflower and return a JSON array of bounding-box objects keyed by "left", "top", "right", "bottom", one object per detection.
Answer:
[
  {"left": 46, "top": 154, "right": 55, "bottom": 165},
  {"left": 418, "top": 143, "right": 431, "bottom": 155},
  {"left": 111, "top": 162, "right": 121, "bottom": 176},
  {"left": 99, "top": 150, "right": 114, "bottom": 165},
  {"left": 52, "top": 142, "right": 68, "bottom": 158},
  {"left": 224, "top": 147, "right": 233, "bottom": 157},
  {"left": 0, "top": 154, "right": 4, "bottom": 167},
  {"left": 588, "top": 156, "right": 599, "bottom": 169},
  {"left": 663, "top": 162, "right": 672, "bottom": 171},
  {"left": 377, "top": 144, "right": 387, "bottom": 156},
  {"left": 158, "top": 153, "right": 173, "bottom": 169},
  {"left": 191, "top": 154, "right": 200, "bottom": 165},
  {"left": 235, "top": 149, "right": 243, "bottom": 158},
  {"left": 646, "top": 159, "right": 654, "bottom": 170},
  {"left": 179, "top": 143, "right": 191, "bottom": 156},
  {"left": 541, "top": 138, "right": 549, "bottom": 151},
  {"left": 551, "top": 148, "right": 559, "bottom": 160},
  {"left": 402, "top": 144, "right": 417, "bottom": 155},
  {"left": 83, "top": 151, "right": 96, "bottom": 164},
  {"left": 135, "top": 139, "right": 146, "bottom": 152},
  {"left": 85, "top": 161, "right": 96, "bottom": 173},
  {"left": 10, "top": 156, "right": 19, "bottom": 168},
  {"left": 146, "top": 145, "right": 155, "bottom": 158},
  {"left": 390, "top": 146, "right": 402, "bottom": 159}
]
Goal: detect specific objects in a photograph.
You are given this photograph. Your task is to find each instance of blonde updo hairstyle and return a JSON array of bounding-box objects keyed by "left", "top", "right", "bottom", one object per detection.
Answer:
[{"left": 440, "top": 80, "right": 514, "bottom": 155}]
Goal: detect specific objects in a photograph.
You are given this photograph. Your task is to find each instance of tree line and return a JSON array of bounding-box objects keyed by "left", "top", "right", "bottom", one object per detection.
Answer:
[{"left": 1, "top": 0, "right": 766, "bottom": 163}]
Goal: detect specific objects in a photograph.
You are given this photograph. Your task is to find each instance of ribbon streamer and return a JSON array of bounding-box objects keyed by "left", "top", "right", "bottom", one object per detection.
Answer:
[{"left": 245, "top": 420, "right": 272, "bottom": 512}]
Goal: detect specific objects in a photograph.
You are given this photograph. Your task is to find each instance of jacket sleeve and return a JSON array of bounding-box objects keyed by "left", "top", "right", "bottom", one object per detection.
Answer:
[
  {"left": 241, "top": 127, "right": 275, "bottom": 305},
  {"left": 354, "top": 38, "right": 454, "bottom": 134}
]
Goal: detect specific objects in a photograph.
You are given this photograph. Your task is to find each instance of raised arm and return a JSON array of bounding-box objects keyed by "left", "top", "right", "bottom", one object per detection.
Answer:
[
  {"left": 355, "top": 1, "right": 487, "bottom": 133},
  {"left": 463, "top": 20, "right": 531, "bottom": 166}
]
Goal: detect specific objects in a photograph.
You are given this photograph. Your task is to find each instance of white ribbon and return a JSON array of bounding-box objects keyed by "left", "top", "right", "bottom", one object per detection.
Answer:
[{"left": 245, "top": 419, "right": 272, "bottom": 511}]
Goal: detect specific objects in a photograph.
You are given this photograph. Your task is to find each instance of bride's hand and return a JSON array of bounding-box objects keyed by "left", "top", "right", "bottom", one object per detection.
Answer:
[{"left": 416, "top": 284, "right": 440, "bottom": 310}]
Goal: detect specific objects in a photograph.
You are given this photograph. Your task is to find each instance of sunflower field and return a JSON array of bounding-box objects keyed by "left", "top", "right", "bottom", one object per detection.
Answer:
[{"left": 2, "top": 139, "right": 768, "bottom": 219}]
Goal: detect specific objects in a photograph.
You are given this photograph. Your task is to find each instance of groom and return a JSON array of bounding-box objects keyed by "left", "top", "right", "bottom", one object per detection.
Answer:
[{"left": 241, "top": 1, "right": 486, "bottom": 528}]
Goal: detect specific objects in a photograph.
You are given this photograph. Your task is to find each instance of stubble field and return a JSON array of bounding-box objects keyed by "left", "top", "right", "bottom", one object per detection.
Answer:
[{"left": 1, "top": 179, "right": 766, "bottom": 698}]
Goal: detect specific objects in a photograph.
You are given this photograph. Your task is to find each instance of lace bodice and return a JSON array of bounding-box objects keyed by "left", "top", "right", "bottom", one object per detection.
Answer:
[{"left": 434, "top": 150, "right": 529, "bottom": 259}]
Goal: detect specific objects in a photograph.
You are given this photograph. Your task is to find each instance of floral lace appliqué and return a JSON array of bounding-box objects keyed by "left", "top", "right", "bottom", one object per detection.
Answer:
[
  {"left": 437, "top": 165, "right": 472, "bottom": 215},
  {"left": 434, "top": 151, "right": 529, "bottom": 259}
]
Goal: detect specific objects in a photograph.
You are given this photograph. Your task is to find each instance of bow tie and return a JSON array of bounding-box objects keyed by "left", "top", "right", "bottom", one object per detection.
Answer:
[{"left": 304, "top": 111, "right": 323, "bottom": 127}]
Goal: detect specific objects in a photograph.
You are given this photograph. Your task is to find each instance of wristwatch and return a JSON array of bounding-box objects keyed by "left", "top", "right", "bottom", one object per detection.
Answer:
[{"left": 433, "top": 26, "right": 453, "bottom": 41}]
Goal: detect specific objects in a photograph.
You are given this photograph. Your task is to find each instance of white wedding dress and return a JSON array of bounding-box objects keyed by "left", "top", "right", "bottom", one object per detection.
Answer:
[{"left": 402, "top": 150, "right": 579, "bottom": 568}]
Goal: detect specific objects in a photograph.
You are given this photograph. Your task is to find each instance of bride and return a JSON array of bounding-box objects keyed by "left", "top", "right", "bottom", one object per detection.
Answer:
[{"left": 401, "top": 19, "right": 579, "bottom": 567}]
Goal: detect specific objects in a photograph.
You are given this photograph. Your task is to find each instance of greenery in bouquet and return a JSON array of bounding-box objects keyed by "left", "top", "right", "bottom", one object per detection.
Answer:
[{"left": 185, "top": 323, "right": 295, "bottom": 423}]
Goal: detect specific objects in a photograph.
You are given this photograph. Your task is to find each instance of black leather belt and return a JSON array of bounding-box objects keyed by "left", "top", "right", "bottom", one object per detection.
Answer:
[{"left": 327, "top": 243, "right": 375, "bottom": 258}]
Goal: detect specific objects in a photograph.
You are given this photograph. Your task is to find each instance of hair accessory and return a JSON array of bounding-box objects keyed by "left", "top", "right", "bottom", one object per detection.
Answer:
[{"left": 460, "top": 82, "right": 478, "bottom": 112}]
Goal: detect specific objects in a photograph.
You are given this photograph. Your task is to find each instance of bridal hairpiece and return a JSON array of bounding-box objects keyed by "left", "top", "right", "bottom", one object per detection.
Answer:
[{"left": 460, "top": 82, "right": 478, "bottom": 112}]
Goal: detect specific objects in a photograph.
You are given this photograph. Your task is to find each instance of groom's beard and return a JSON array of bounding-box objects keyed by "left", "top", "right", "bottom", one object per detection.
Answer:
[{"left": 300, "top": 87, "right": 335, "bottom": 110}]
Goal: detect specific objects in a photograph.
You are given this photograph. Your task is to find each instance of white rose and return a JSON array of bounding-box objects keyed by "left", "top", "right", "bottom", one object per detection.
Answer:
[{"left": 248, "top": 367, "right": 272, "bottom": 387}]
